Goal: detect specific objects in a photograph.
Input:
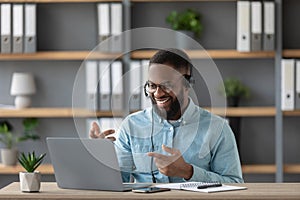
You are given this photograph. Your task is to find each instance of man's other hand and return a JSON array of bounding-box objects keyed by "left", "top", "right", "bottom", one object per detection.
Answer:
[
  {"left": 147, "top": 145, "right": 193, "bottom": 180},
  {"left": 89, "top": 121, "right": 116, "bottom": 141}
]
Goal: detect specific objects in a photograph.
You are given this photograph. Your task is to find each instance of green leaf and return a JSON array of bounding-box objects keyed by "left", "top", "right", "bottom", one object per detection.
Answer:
[
  {"left": 166, "top": 8, "right": 203, "bottom": 38},
  {"left": 18, "top": 151, "right": 46, "bottom": 172},
  {"left": 219, "top": 78, "right": 250, "bottom": 99}
]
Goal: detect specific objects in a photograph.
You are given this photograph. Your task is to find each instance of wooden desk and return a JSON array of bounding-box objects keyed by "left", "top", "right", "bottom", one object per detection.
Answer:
[{"left": 0, "top": 182, "right": 300, "bottom": 200}]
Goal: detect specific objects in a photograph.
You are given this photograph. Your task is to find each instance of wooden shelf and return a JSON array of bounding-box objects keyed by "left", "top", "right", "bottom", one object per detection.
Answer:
[
  {"left": 1, "top": 164, "right": 300, "bottom": 175},
  {"left": 0, "top": 51, "right": 122, "bottom": 61},
  {"left": 131, "top": 0, "right": 237, "bottom": 2},
  {"left": 0, "top": 0, "right": 122, "bottom": 3},
  {"left": 242, "top": 164, "right": 300, "bottom": 174},
  {"left": 0, "top": 164, "right": 54, "bottom": 174},
  {"left": 205, "top": 107, "right": 276, "bottom": 117},
  {"left": 0, "top": 50, "right": 275, "bottom": 61},
  {"left": 131, "top": 50, "right": 275, "bottom": 59},
  {"left": 283, "top": 110, "right": 300, "bottom": 116},
  {"left": 0, "top": 108, "right": 123, "bottom": 118},
  {"left": 0, "top": 107, "right": 275, "bottom": 118},
  {"left": 0, "top": 0, "right": 237, "bottom": 2},
  {"left": 282, "top": 49, "right": 300, "bottom": 58}
]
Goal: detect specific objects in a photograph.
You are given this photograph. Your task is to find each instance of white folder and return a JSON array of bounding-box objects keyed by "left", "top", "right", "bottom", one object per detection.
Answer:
[
  {"left": 263, "top": 1, "right": 275, "bottom": 51},
  {"left": 24, "top": 4, "right": 37, "bottom": 53},
  {"left": 85, "top": 61, "right": 99, "bottom": 111},
  {"left": 237, "top": 1, "right": 250, "bottom": 52},
  {"left": 1, "top": 4, "right": 12, "bottom": 53},
  {"left": 98, "top": 61, "right": 111, "bottom": 111},
  {"left": 12, "top": 4, "right": 24, "bottom": 53},
  {"left": 110, "top": 3, "right": 123, "bottom": 53},
  {"left": 97, "top": 3, "right": 110, "bottom": 51},
  {"left": 251, "top": 1, "right": 262, "bottom": 51},
  {"left": 129, "top": 61, "right": 142, "bottom": 111},
  {"left": 111, "top": 61, "right": 123, "bottom": 111},
  {"left": 281, "top": 59, "right": 295, "bottom": 111},
  {"left": 295, "top": 61, "right": 300, "bottom": 110},
  {"left": 141, "top": 59, "right": 152, "bottom": 109}
]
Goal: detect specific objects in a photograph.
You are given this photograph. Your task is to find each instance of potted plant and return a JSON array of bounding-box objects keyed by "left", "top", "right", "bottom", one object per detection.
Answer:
[
  {"left": 18, "top": 151, "right": 46, "bottom": 192},
  {"left": 0, "top": 118, "right": 40, "bottom": 166},
  {"left": 220, "top": 78, "right": 250, "bottom": 107},
  {"left": 166, "top": 8, "right": 203, "bottom": 48}
]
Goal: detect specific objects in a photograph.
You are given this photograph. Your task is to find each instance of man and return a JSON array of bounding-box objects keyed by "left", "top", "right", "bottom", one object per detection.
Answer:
[{"left": 90, "top": 48, "right": 243, "bottom": 183}]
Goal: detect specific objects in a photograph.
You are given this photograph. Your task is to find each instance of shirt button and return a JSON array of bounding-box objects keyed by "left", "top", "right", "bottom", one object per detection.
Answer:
[{"left": 169, "top": 127, "right": 173, "bottom": 131}]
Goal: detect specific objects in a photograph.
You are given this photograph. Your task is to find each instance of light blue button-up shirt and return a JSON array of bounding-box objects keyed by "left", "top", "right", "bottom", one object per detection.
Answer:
[{"left": 114, "top": 99, "right": 244, "bottom": 183}]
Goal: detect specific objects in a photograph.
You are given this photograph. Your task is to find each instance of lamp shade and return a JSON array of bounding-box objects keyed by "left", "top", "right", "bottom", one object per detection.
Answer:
[{"left": 10, "top": 73, "right": 36, "bottom": 96}]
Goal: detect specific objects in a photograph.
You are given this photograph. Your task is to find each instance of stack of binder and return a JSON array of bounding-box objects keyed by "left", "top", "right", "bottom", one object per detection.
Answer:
[
  {"left": 129, "top": 60, "right": 152, "bottom": 112},
  {"left": 281, "top": 59, "right": 300, "bottom": 111},
  {"left": 97, "top": 3, "right": 123, "bottom": 53},
  {"left": 85, "top": 60, "right": 151, "bottom": 112},
  {"left": 1, "top": 3, "right": 37, "bottom": 54},
  {"left": 236, "top": 0, "right": 275, "bottom": 52}
]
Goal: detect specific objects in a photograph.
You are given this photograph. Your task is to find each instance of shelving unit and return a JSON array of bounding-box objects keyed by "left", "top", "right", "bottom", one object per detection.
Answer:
[{"left": 0, "top": 0, "right": 297, "bottom": 184}]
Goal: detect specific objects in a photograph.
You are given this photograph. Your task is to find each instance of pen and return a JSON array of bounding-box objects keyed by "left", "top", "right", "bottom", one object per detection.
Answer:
[{"left": 197, "top": 183, "right": 222, "bottom": 189}]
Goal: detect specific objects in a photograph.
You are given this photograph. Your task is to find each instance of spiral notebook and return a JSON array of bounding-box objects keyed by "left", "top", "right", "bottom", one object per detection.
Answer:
[{"left": 156, "top": 182, "right": 247, "bottom": 193}]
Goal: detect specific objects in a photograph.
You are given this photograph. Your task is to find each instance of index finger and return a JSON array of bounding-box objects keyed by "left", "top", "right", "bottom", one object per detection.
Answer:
[
  {"left": 102, "top": 129, "right": 115, "bottom": 136},
  {"left": 147, "top": 152, "right": 168, "bottom": 160}
]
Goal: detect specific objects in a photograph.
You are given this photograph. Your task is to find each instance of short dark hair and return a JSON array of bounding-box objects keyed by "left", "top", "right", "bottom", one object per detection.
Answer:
[{"left": 149, "top": 48, "right": 192, "bottom": 74}]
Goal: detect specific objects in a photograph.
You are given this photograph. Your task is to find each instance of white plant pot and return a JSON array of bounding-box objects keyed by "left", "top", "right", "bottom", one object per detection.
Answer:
[
  {"left": 19, "top": 171, "right": 41, "bottom": 192},
  {"left": 1, "top": 148, "right": 18, "bottom": 166},
  {"left": 176, "top": 30, "right": 196, "bottom": 49}
]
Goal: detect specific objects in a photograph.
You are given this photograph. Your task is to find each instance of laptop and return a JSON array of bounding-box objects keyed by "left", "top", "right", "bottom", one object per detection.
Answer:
[{"left": 46, "top": 137, "right": 151, "bottom": 191}]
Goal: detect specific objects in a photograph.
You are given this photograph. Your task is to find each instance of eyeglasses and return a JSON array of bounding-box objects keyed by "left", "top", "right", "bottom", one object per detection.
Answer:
[{"left": 144, "top": 74, "right": 191, "bottom": 94}]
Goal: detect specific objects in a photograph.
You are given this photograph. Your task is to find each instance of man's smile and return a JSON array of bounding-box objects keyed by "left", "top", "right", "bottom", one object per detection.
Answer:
[{"left": 155, "top": 97, "right": 171, "bottom": 107}]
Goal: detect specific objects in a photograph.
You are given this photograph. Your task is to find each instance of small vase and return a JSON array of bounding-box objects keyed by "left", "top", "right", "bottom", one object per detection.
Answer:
[
  {"left": 1, "top": 148, "right": 18, "bottom": 166},
  {"left": 19, "top": 171, "right": 41, "bottom": 192},
  {"left": 176, "top": 30, "right": 196, "bottom": 49},
  {"left": 227, "top": 97, "right": 240, "bottom": 107}
]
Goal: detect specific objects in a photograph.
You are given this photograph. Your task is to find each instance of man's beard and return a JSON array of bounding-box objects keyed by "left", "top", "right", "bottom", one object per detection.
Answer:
[{"left": 150, "top": 90, "right": 184, "bottom": 120}]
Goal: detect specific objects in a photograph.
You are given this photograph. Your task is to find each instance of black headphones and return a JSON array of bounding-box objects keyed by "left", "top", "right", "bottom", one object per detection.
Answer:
[{"left": 144, "top": 64, "right": 195, "bottom": 97}]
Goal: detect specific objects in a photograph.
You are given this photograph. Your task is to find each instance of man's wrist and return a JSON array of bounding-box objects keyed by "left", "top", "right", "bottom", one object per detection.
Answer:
[{"left": 183, "top": 164, "right": 193, "bottom": 180}]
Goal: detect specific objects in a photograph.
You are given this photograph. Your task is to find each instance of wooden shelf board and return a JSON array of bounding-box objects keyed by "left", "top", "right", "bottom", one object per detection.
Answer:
[
  {"left": 242, "top": 164, "right": 300, "bottom": 174},
  {"left": 0, "top": 0, "right": 122, "bottom": 3},
  {"left": 283, "top": 110, "right": 300, "bottom": 116},
  {"left": 0, "top": 164, "right": 54, "bottom": 174},
  {"left": 0, "top": 0, "right": 236, "bottom": 2},
  {"left": 0, "top": 50, "right": 275, "bottom": 61},
  {"left": 131, "top": 0, "right": 237, "bottom": 2},
  {"left": 0, "top": 108, "right": 123, "bottom": 118},
  {"left": 282, "top": 49, "right": 300, "bottom": 58},
  {"left": 204, "top": 107, "right": 276, "bottom": 117},
  {"left": 2, "top": 164, "right": 300, "bottom": 175},
  {"left": 284, "top": 164, "right": 300, "bottom": 174},
  {"left": 0, "top": 51, "right": 122, "bottom": 61},
  {"left": 242, "top": 164, "right": 276, "bottom": 174},
  {"left": 0, "top": 107, "right": 275, "bottom": 118},
  {"left": 131, "top": 50, "right": 275, "bottom": 59}
]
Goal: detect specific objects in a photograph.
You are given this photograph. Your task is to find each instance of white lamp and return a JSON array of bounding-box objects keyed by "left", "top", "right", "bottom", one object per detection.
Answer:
[{"left": 10, "top": 73, "right": 36, "bottom": 109}]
